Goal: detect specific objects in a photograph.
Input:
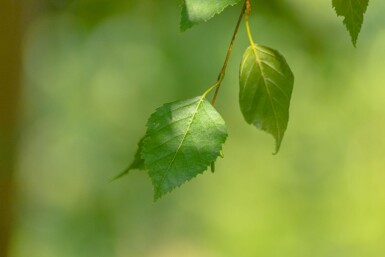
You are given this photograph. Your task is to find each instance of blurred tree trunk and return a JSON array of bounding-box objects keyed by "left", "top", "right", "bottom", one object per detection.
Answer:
[{"left": 0, "top": 0, "right": 22, "bottom": 256}]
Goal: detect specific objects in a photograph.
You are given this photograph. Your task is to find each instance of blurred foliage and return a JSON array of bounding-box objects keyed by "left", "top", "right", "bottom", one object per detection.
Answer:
[{"left": 11, "top": 0, "right": 385, "bottom": 256}]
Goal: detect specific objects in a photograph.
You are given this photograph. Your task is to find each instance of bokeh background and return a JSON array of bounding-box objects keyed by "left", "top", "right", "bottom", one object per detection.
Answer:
[{"left": 4, "top": 0, "right": 385, "bottom": 256}]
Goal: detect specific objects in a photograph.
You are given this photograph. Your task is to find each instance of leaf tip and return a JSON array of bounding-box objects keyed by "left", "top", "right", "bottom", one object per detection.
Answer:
[
  {"left": 332, "top": 0, "right": 369, "bottom": 48},
  {"left": 153, "top": 186, "right": 166, "bottom": 201},
  {"left": 110, "top": 167, "right": 130, "bottom": 182},
  {"left": 272, "top": 140, "right": 281, "bottom": 155}
]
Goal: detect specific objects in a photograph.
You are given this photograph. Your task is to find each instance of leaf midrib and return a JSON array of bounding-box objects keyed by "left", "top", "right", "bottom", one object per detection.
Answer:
[
  {"left": 157, "top": 96, "right": 205, "bottom": 192},
  {"left": 249, "top": 45, "right": 282, "bottom": 146}
]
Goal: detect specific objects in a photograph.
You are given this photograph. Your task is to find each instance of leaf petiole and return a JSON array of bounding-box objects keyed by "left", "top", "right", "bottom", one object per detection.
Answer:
[
  {"left": 245, "top": 0, "right": 256, "bottom": 50},
  {"left": 202, "top": 82, "right": 220, "bottom": 99}
]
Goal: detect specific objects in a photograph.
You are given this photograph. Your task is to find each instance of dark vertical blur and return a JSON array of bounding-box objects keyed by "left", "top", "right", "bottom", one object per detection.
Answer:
[{"left": 0, "top": 0, "right": 22, "bottom": 256}]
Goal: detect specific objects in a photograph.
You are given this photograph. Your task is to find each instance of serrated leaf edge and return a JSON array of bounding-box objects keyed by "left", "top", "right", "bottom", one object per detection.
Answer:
[
  {"left": 142, "top": 96, "right": 227, "bottom": 200},
  {"left": 180, "top": 0, "right": 242, "bottom": 31},
  {"left": 332, "top": 0, "right": 369, "bottom": 46},
  {"left": 156, "top": 96, "right": 205, "bottom": 194}
]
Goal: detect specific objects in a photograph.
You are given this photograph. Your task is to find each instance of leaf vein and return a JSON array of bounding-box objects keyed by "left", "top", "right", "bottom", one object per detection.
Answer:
[
  {"left": 266, "top": 78, "right": 290, "bottom": 101},
  {"left": 251, "top": 45, "right": 281, "bottom": 145},
  {"left": 157, "top": 97, "right": 205, "bottom": 191}
]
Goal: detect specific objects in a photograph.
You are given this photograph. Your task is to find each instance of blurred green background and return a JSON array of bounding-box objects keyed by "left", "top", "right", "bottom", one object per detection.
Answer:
[{"left": 7, "top": 0, "right": 385, "bottom": 256}]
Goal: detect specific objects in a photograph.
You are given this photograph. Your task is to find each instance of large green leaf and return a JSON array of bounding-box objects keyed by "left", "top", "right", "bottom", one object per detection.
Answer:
[
  {"left": 239, "top": 44, "right": 294, "bottom": 154},
  {"left": 332, "top": 0, "right": 369, "bottom": 46},
  {"left": 180, "top": 0, "right": 241, "bottom": 31},
  {"left": 142, "top": 96, "right": 228, "bottom": 200},
  {"left": 112, "top": 137, "right": 146, "bottom": 180}
]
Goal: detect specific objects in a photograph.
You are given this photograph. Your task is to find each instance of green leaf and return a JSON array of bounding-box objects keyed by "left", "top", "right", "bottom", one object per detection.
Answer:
[
  {"left": 142, "top": 96, "right": 228, "bottom": 200},
  {"left": 112, "top": 137, "right": 146, "bottom": 181},
  {"left": 180, "top": 0, "right": 242, "bottom": 31},
  {"left": 239, "top": 44, "right": 294, "bottom": 154},
  {"left": 332, "top": 0, "right": 369, "bottom": 46}
]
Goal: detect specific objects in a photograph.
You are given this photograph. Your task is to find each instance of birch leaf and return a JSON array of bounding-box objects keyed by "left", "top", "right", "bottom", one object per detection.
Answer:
[
  {"left": 239, "top": 44, "right": 294, "bottom": 153},
  {"left": 142, "top": 96, "right": 228, "bottom": 200}
]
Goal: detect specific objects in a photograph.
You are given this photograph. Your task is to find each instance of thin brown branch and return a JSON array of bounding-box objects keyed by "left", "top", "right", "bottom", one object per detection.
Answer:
[
  {"left": 0, "top": 1, "right": 22, "bottom": 256},
  {"left": 211, "top": 2, "right": 247, "bottom": 105}
]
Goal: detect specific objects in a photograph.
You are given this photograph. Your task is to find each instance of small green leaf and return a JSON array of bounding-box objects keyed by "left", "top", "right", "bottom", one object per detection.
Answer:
[
  {"left": 332, "top": 0, "right": 369, "bottom": 46},
  {"left": 239, "top": 44, "right": 294, "bottom": 154},
  {"left": 112, "top": 137, "right": 146, "bottom": 181},
  {"left": 142, "top": 96, "right": 228, "bottom": 200},
  {"left": 180, "top": 0, "right": 242, "bottom": 31}
]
